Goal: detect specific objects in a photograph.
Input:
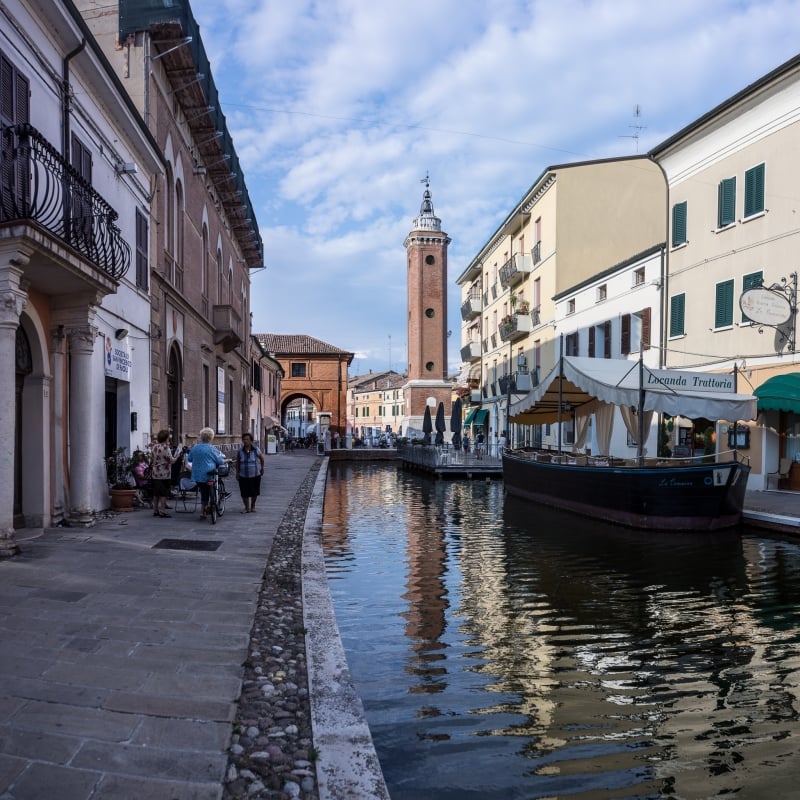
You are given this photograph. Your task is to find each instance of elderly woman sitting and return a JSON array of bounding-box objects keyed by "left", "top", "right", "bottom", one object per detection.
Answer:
[{"left": 186, "top": 427, "right": 226, "bottom": 520}]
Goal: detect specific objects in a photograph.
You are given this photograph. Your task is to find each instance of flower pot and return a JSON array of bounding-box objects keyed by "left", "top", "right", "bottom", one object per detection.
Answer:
[{"left": 110, "top": 487, "right": 136, "bottom": 512}]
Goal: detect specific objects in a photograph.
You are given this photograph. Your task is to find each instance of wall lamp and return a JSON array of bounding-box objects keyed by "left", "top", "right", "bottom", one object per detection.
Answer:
[
  {"left": 114, "top": 328, "right": 129, "bottom": 340},
  {"left": 115, "top": 162, "right": 137, "bottom": 175}
]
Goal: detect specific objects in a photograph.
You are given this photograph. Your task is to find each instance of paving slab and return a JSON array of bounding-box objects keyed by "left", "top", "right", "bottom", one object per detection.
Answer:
[{"left": 0, "top": 451, "right": 319, "bottom": 799}]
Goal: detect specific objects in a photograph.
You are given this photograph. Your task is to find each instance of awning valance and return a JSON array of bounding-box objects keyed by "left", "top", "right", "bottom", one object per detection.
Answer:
[
  {"left": 471, "top": 409, "right": 489, "bottom": 428},
  {"left": 463, "top": 407, "right": 478, "bottom": 427},
  {"left": 755, "top": 372, "right": 800, "bottom": 414},
  {"left": 510, "top": 356, "right": 757, "bottom": 425}
]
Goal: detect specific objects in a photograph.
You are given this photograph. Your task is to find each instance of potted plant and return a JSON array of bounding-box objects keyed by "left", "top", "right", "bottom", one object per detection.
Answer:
[{"left": 107, "top": 447, "right": 136, "bottom": 511}]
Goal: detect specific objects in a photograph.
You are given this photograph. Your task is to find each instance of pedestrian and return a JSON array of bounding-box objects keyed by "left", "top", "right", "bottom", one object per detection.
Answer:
[
  {"left": 150, "top": 429, "right": 182, "bottom": 517},
  {"left": 235, "top": 432, "right": 265, "bottom": 513},
  {"left": 476, "top": 431, "right": 485, "bottom": 459},
  {"left": 187, "top": 427, "right": 227, "bottom": 520}
]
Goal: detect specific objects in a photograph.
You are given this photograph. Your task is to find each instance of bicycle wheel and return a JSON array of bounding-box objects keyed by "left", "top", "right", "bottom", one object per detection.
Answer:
[
  {"left": 217, "top": 479, "right": 226, "bottom": 516},
  {"left": 209, "top": 485, "right": 218, "bottom": 524}
]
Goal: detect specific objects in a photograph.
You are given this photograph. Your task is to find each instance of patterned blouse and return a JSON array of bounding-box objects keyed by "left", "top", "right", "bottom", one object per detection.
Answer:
[{"left": 150, "top": 443, "right": 174, "bottom": 480}]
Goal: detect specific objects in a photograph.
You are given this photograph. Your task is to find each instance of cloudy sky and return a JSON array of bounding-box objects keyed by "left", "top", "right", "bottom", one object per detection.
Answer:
[{"left": 193, "top": 0, "right": 800, "bottom": 376}]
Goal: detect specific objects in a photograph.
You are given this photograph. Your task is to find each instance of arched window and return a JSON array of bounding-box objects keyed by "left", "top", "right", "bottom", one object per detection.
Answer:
[
  {"left": 175, "top": 179, "right": 184, "bottom": 289},
  {"left": 228, "top": 265, "right": 233, "bottom": 306},
  {"left": 201, "top": 224, "right": 209, "bottom": 316},
  {"left": 164, "top": 163, "right": 174, "bottom": 259},
  {"left": 217, "top": 247, "right": 224, "bottom": 303}
]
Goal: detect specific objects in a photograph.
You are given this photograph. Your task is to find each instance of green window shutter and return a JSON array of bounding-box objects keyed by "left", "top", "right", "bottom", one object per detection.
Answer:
[
  {"left": 741, "top": 271, "right": 763, "bottom": 322},
  {"left": 669, "top": 294, "right": 685, "bottom": 337},
  {"left": 744, "top": 163, "right": 765, "bottom": 217},
  {"left": 671, "top": 201, "right": 687, "bottom": 247},
  {"left": 717, "top": 177, "right": 736, "bottom": 227},
  {"left": 715, "top": 279, "right": 734, "bottom": 328}
]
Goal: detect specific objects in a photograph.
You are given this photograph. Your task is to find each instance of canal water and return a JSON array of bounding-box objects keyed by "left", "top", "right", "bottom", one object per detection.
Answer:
[{"left": 321, "top": 463, "right": 800, "bottom": 800}]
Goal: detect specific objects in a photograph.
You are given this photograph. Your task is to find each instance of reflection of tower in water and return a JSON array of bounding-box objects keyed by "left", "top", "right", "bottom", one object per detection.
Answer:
[{"left": 401, "top": 479, "right": 449, "bottom": 693}]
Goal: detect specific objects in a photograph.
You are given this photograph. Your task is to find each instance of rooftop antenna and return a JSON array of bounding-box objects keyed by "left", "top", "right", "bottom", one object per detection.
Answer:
[{"left": 619, "top": 104, "right": 646, "bottom": 153}]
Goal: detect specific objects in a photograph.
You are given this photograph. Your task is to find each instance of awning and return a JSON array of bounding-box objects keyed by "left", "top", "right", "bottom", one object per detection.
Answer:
[
  {"left": 463, "top": 407, "right": 478, "bottom": 427},
  {"left": 456, "top": 362, "right": 482, "bottom": 386},
  {"left": 510, "top": 356, "right": 757, "bottom": 424},
  {"left": 471, "top": 409, "right": 489, "bottom": 428},
  {"left": 755, "top": 372, "right": 800, "bottom": 414}
]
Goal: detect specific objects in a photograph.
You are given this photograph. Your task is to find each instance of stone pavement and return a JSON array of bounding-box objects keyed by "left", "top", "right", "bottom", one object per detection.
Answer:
[
  {"left": 0, "top": 449, "right": 369, "bottom": 800},
  {"left": 743, "top": 488, "right": 800, "bottom": 534}
]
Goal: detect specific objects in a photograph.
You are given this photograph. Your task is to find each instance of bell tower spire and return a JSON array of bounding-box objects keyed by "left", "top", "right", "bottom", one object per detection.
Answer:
[{"left": 401, "top": 175, "right": 452, "bottom": 436}]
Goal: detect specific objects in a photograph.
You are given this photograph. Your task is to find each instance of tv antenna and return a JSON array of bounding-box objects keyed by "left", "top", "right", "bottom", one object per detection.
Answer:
[{"left": 619, "top": 104, "right": 646, "bottom": 152}]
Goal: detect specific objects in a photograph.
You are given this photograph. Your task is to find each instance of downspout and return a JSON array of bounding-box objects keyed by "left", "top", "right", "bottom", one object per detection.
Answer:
[{"left": 62, "top": 38, "right": 86, "bottom": 160}]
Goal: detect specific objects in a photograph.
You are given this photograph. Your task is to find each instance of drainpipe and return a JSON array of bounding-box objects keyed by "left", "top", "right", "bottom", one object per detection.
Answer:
[{"left": 62, "top": 38, "right": 86, "bottom": 160}]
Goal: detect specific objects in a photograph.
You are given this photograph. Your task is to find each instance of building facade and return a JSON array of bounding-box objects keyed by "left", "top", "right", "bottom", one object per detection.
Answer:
[
  {"left": 76, "top": 0, "right": 263, "bottom": 450},
  {"left": 1, "top": 0, "right": 163, "bottom": 550},
  {"left": 348, "top": 370, "right": 406, "bottom": 442},
  {"left": 651, "top": 53, "right": 800, "bottom": 489}
]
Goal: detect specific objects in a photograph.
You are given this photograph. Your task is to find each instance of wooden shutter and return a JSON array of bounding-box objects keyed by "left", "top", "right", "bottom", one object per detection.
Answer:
[
  {"left": 135, "top": 209, "right": 148, "bottom": 290},
  {"left": 1, "top": 54, "right": 30, "bottom": 218},
  {"left": 671, "top": 201, "right": 687, "bottom": 247},
  {"left": 670, "top": 294, "right": 685, "bottom": 337},
  {"left": 744, "top": 163, "right": 765, "bottom": 217},
  {"left": 715, "top": 280, "right": 734, "bottom": 328},
  {"left": 620, "top": 314, "right": 631, "bottom": 355},
  {"left": 741, "top": 271, "right": 763, "bottom": 323},
  {"left": 603, "top": 321, "right": 611, "bottom": 358},
  {"left": 718, "top": 177, "right": 736, "bottom": 227},
  {"left": 640, "top": 307, "right": 651, "bottom": 350},
  {"left": 588, "top": 325, "right": 596, "bottom": 357}
]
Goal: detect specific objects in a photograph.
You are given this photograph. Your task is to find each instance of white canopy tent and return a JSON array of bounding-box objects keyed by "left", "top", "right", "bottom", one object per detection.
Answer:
[{"left": 509, "top": 356, "right": 757, "bottom": 425}]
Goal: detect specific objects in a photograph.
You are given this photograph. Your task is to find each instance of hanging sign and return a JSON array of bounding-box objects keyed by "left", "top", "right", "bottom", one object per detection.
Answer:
[{"left": 739, "top": 287, "right": 792, "bottom": 325}]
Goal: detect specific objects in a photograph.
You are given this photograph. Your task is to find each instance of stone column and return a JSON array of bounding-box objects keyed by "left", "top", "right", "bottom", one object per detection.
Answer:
[
  {"left": 0, "top": 262, "right": 29, "bottom": 556},
  {"left": 66, "top": 323, "right": 99, "bottom": 524},
  {"left": 50, "top": 325, "right": 67, "bottom": 523}
]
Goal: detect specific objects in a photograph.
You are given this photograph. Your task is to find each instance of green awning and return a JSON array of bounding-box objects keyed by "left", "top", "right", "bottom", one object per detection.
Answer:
[
  {"left": 463, "top": 407, "right": 478, "bottom": 427},
  {"left": 471, "top": 409, "right": 489, "bottom": 428},
  {"left": 755, "top": 373, "right": 800, "bottom": 414}
]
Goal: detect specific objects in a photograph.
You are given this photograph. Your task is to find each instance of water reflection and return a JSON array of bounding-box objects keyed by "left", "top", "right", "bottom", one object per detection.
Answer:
[{"left": 322, "top": 463, "right": 800, "bottom": 800}]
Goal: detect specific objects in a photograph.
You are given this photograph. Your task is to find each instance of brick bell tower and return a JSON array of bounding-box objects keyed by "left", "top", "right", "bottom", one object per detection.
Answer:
[{"left": 402, "top": 176, "right": 451, "bottom": 436}]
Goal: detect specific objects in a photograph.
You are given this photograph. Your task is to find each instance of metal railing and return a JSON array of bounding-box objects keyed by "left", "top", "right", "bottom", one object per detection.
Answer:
[
  {"left": 398, "top": 442, "right": 502, "bottom": 469},
  {"left": 1, "top": 123, "right": 130, "bottom": 279}
]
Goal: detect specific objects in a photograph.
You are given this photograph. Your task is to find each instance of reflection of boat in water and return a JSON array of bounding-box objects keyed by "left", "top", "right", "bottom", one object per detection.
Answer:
[{"left": 504, "top": 354, "right": 756, "bottom": 531}]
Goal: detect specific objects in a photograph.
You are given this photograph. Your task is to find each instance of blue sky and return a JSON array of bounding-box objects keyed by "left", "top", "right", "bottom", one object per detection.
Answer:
[{"left": 193, "top": 0, "right": 800, "bottom": 375}]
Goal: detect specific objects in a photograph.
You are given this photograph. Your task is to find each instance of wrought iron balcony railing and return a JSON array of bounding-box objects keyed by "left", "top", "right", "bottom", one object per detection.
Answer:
[{"left": 1, "top": 123, "right": 130, "bottom": 279}]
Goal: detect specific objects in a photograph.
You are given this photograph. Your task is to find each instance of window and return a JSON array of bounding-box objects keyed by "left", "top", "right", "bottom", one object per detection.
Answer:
[
  {"left": 741, "top": 270, "right": 763, "bottom": 323},
  {"left": 565, "top": 332, "right": 579, "bottom": 356},
  {"left": 744, "top": 163, "right": 765, "bottom": 217},
  {"left": 71, "top": 134, "right": 93, "bottom": 247},
  {"left": 201, "top": 224, "right": 209, "bottom": 302},
  {"left": 251, "top": 361, "right": 262, "bottom": 392},
  {"left": 588, "top": 326, "right": 595, "bottom": 357},
  {"left": 670, "top": 293, "right": 686, "bottom": 337},
  {"left": 291, "top": 363, "right": 306, "bottom": 378},
  {"left": 672, "top": 201, "right": 687, "bottom": 246},
  {"left": 0, "top": 53, "right": 30, "bottom": 216},
  {"left": 567, "top": 298, "right": 575, "bottom": 315},
  {"left": 601, "top": 321, "right": 611, "bottom": 358},
  {"left": 715, "top": 279, "right": 734, "bottom": 328},
  {"left": 633, "top": 267, "right": 645, "bottom": 286},
  {"left": 597, "top": 284, "right": 607, "bottom": 302},
  {"left": 717, "top": 177, "right": 736, "bottom": 228},
  {"left": 135, "top": 209, "right": 148, "bottom": 290}
]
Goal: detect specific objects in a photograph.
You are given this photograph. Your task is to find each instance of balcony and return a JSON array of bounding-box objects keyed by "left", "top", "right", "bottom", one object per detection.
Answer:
[
  {"left": 499, "top": 252, "right": 533, "bottom": 289},
  {"left": 460, "top": 292, "right": 481, "bottom": 320},
  {"left": 470, "top": 390, "right": 482, "bottom": 404},
  {"left": 498, "top": 312, "right": 533, "bottom": 342},
  {"left": 460, "top": 340, "right": 481, "bottom": 362},
  {"left": 213, "top": 304, "right": 242, "bottom": 352},
  {"left": 0, "top": 123, "right": 130, "bottom": 280},
  {"left": 498, "top": 368, "right": 534, "bottom": 396},
  {"left": 532, "top": 241, "right": 542, "bottom": 265}
]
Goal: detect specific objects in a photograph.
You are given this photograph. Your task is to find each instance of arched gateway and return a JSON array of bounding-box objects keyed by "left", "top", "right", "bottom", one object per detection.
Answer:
[{"left": 255, "top": 334, "right": 353, "bottom": 439}]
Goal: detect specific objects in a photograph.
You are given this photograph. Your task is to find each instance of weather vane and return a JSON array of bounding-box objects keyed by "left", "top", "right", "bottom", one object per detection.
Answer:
[{"left": 420, "top": 171, "right": 430, "bottom": 188}]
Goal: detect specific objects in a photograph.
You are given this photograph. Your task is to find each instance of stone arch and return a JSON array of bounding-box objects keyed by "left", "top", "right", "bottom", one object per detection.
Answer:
[{"left": 16, "top": 308, "right": 51, "bottom": 529}]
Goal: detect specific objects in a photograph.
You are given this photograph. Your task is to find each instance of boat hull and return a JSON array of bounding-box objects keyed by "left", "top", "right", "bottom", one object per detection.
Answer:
[{"left": 502, "top": 452, "right": 750, "bottom": 531}]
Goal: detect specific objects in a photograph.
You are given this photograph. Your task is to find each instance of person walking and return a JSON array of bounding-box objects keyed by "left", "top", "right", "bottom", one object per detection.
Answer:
[
  {"left": 150, "top": 429, "right": 182, "bottom": 517},
  {"left": 187, "top": 428, "right": 227, "bottom": 520},
  {"left": 235, "top": 432, "right": 265, "bottom": 513}
]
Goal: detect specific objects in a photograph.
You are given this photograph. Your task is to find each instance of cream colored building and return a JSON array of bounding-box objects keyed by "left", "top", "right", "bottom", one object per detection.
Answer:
[
  {"left": 651, "top": 52, "right": 800, "bottom": 489},
  {"left": 456, "top": 156, "right": 665, "bottom": 443},
  {"left": 348, "top": 371, "right": 406, "bottom": 442}
]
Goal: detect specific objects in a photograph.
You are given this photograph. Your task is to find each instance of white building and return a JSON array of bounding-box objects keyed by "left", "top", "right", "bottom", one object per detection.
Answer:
[{"left": 0, "top": 0, "right": 161, "bottom": 551}]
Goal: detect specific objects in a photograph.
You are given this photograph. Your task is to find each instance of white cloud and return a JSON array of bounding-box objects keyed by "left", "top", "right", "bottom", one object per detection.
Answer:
[{"left": 193, "top": 0, "right": 800, "bottom": 372}]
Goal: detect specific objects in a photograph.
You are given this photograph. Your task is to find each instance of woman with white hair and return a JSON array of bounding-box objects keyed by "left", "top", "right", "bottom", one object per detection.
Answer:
[{"left": 188, "top": 427, "right": 226, "bottom": 520}]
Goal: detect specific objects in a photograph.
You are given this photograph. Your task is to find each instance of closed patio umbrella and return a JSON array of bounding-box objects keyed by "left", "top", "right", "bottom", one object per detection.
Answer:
[
  {"left": 422, "top": 404, "right": 433, "bottom": 444},
  {"left": 450, "top": 396, "right": 462, "bottom": 450},
  {"left": 435, "top": 401, "right": 446, "bottom": 445}
]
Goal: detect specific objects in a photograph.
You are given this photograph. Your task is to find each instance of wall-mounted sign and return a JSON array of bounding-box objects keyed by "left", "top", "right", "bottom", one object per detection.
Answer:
[
  {"left": 739, "top": 287, "right": 792, "bottom": 325},
  {"left": 104, "top": 335, "right": 131, "bottom": 381}
]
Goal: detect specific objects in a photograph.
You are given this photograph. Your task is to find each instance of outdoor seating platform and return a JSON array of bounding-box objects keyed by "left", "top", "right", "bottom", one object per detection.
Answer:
[{"left": 397, "top": 443, "right": 503, "bottom": 479}]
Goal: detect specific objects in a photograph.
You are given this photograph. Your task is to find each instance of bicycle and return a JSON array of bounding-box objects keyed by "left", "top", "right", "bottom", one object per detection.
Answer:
[{"left": 204, "top": 461, "right": 231, "bottom": 524}]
